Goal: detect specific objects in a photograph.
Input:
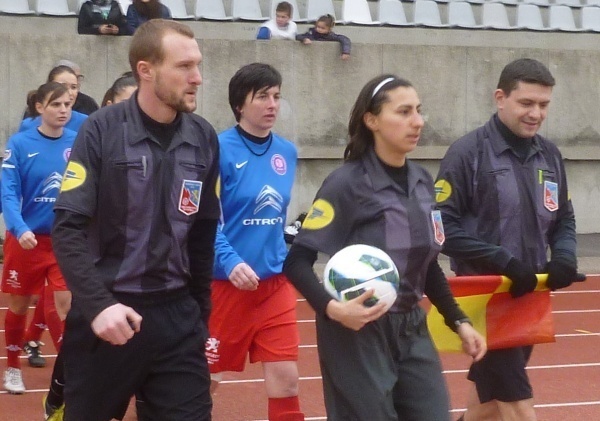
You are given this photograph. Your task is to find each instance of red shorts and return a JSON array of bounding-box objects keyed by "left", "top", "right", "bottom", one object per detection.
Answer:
[
  {"left": 1, "top": 232, "right": 67, "bottom": 295},
  {"left": 206, "top": 274, "right": 300, "bottom": 373}
]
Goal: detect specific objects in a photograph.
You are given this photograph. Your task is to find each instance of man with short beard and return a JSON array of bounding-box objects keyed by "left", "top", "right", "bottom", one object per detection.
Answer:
[{"left": 52, "top": 19, "right": 219, "bottom": 421}]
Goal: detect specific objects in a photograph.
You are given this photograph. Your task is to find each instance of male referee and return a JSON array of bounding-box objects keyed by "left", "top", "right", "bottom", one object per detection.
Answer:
[
  {"left": 52, "top": 19, "right": 220, "bottom": 420},
  {"left": 435, "top": 58, "right": 578, "bottom": 421}
]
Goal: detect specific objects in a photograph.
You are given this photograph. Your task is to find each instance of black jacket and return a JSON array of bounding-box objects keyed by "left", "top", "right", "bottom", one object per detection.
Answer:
[{"left": 78, "top": 1, "right": 127, "bottom": 35}]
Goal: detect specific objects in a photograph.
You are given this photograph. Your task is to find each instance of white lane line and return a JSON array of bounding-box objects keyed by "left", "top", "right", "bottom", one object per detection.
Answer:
[
  {"left": 220, "top": 376, "right": 323, "bottom": 385},
  {"left": 554, "top": 309, "right": 600, "bottom": 313},
  {"left": 553, "top": 290, "right": 600, "bottom": 294},
  {"left": 0, "top": 388, "right": 50, "bottom": 395},
  {"left": 443, "top": 361, "right": 600, "bottom": 374},
  {"left": 451, "top": 400, "right": 600, "bottom": 413},
  {"left": 0, "top": 355, "right": 57, "bottom": 361}
]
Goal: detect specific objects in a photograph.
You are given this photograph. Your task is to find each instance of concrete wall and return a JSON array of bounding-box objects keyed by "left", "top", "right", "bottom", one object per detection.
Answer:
[{"left": 0, "top": 15, "right": 599, "bottom": 233}]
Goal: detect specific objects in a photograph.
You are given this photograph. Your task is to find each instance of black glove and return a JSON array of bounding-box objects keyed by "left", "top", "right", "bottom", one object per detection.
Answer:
[
  {"left": 503, "top": 258, "right": 538, "bottom": 298},
  {"left": 546, "top": 259, "right": 578, "bottom": 291}
]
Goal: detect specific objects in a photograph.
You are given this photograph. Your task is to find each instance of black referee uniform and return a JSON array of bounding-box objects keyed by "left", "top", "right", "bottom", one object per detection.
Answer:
[
  {"left": 285, "top": 147, "right": 470, "bottom": 421},
  {"left": 435, "top": 114, "right": 577, "bottom": 403},
  {"left": 52, "top": 95, "right": 220, "bottom": 421}
]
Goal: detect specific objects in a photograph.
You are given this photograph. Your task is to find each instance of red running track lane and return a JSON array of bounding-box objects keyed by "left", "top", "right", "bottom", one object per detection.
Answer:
[{"left": 1, "top": 275, "right": 600, "bottom": 420}]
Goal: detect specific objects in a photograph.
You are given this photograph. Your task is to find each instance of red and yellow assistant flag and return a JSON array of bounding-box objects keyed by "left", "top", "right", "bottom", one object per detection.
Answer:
[{"left": 427, "top": 274, "right": 555, "bottom": 352}]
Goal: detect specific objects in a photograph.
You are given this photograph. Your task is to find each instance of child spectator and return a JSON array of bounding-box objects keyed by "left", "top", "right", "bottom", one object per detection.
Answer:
[
  {"left": 78, "top": 0, "right": 127, "bottom": 35},
  {"left": 296, "top": 14, "right": 351, "bottom": 60},
  {"left": 257, "top": 1, "right": 297, "bottom": 40}
]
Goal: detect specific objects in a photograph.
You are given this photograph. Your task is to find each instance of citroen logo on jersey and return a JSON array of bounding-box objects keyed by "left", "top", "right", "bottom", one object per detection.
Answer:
[
  {"left": 34, "top": 172, "right": 63, "bottom": 203},
  {"left": 42, "top": 172, "right": 63, "bottom": 194},
  {"left": 254, "top": 185, "right": 283, "bottom": 214},
  {"left": 242, "top": 185, "right": 285, "bottom": 226}
]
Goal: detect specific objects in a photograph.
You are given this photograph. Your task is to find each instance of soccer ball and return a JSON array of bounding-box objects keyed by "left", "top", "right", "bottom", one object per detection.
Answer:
[{"left": 323, "top": 244, "right": 400, "bottom": 311}]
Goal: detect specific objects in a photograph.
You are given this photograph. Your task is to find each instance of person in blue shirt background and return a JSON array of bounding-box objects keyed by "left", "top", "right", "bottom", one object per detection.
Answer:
[
  {"left": 2, "top": 82, "right": 76, "bottom": 395},
  {"left": 206, "top": 63, "right": 304, "bottom": 421},
  {"left": 126, "top": 0, "right": 172, "bottom": 35},
  {"left": 20, "top": 65, "right": 88, "bottom": 134}
]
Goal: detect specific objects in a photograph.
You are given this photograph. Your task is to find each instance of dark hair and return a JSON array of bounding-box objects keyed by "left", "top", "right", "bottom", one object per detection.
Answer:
[
  {"left": 345, "top": 74, "right": 414, "bottom": 161},
  {"left": 101, "top": 72, "right": 138, "bottom": 107},
  {"left": 276, "top": 1, "right": 293, "bottom": 16},
  {"left": 317, "top": 14, "right": 335, "bottom": 29},
  {"left": 132, "top": 0, "right": 163, "bottom": 20},
  {"left": 228, "top": 63, "right": 282, "bottom": 122},
  {"left": 26, "top": 82, "right": 69, "bottom": 117},
  {"left": 47, "top": 65, "right": 77, "bottom": 83},
  {"left": 497, "top": 58, "right": 555, "bottom": 95},
  {"left": 129, "top": 19, "right": 195, "bottom": 82}
]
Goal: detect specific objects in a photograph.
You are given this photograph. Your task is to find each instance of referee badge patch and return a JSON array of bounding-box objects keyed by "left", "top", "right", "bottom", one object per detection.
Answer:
[
  {"left": 179, "top": 179, "right": 202, "bottom": 215},
  {"left": 543, "top": 180, "right": 558, "bottom": 212},
  {"left": 431, "top": 210, "right": 445, "bottom": 245}
]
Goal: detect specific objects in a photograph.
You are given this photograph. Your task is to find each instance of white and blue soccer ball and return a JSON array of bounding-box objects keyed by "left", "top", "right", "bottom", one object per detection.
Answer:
[{"left": 323, "top": 244, "right": 400, "bottom": 312}]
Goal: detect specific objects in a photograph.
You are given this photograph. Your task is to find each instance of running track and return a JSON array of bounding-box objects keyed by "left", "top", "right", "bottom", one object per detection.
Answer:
[{"left": 1, "top": 274, "right": 600, "bottom": 420}]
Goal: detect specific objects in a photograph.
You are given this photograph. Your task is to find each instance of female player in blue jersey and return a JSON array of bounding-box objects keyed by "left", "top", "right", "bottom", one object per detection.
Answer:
[
  {"left": 206, "top": 63, "right": 304, "bottom": 421},
  {"left": 16, "top": 66, "right": 88, "bottom": 373},
  {"left": 20, "top": 65, "right": 88, "bottom": 133},
  {"left": 2, "top": 82, "right": 76, "bottom": 395},
  {"left": 284, "top": 75, "right": 486, "bottom": 420}
]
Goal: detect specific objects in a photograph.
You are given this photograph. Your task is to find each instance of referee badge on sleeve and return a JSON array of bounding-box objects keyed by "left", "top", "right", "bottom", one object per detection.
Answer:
[
  {"left": 431, "top": 210, "right": 445, "bottom": 245},
  {"left": 179, "top": 180, "right": 202, "bottom": 215}
]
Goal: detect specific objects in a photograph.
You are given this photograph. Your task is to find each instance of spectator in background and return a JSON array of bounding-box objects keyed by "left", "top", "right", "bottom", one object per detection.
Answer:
[
  {"left": 101, "top": 72, "right": 138, "bottom": 106},
  {"left": 296, "top": 14, "right": 351, "bottom": 60},
  {"left": 257, "top": 1, "right": 297, "bottom": 40},
  {"left": 126, "top": 0, "right": 172, "bottom": 35},
  {"left": 20, "top": 66, "right": 88, "bottom": 133},
  {"left": 78, "top": 0, "right": 127, "bottom": 36},
  {"left": 54, "top": 60, "right": 99, "bottom": 115}
]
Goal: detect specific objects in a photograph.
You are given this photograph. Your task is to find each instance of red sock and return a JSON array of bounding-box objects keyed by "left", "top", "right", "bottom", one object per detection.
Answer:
[
  {"left": 5, "top": 310, "right": 27, "bottom": 369},
  {"left": 24, "top": 292, "right": 46, "bottom": 343},
  {"left": 44, "top": 290, "right": 64, "bottom": 352},
  {"left": 268, "top": 396, "right": 303, "bottom": 421}
]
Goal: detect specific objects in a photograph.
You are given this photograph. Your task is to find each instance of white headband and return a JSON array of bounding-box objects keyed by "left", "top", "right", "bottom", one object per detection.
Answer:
[{"left": 371, "top": 77, "right": 395, "bottom": 98}]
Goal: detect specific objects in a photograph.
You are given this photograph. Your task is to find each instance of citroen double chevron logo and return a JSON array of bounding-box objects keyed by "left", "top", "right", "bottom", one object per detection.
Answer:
[
  {"left": 42, "top": 172, "right": 63, "bottom": 194},
  {"left": 254, "top": 185, "right": 283, "bottom": 214}
]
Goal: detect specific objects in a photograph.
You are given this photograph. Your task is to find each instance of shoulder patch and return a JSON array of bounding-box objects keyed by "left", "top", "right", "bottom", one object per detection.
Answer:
[
  {"left": 302, "top": 199, "right": 334, "bottom": 230},
  {"left": 434, "top": 179, "right": 452, "bottom": 203},
  {"left": 60, "top": 161, "right": 87, "bottom": 192}
]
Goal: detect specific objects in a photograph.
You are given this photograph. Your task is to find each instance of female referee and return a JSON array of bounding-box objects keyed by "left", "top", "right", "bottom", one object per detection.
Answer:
[
  {"left": 284, "top": 74, "right": 486, "bottom": 420},
  {"left": 2, "top": 82, "right": 76, "bottom": 395}
]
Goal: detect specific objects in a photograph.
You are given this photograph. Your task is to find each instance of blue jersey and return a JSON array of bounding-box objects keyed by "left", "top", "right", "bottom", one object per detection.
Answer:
[
  {"left": 19, "top": 110, "right": 88, "bottom": 133},
  {"left": 213, "top": 127, "right": 297, "bottom": 280},
  {"left": 2, "top": 128, "right": 76, "bottom": 238}
]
